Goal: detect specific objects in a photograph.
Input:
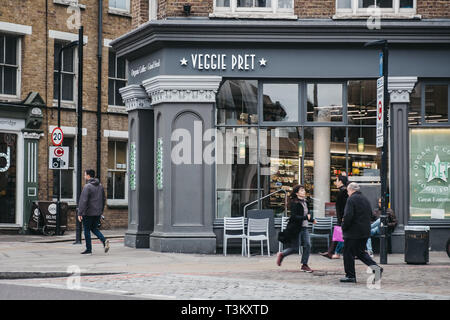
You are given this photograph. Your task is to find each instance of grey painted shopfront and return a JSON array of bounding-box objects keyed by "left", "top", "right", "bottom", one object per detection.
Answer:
[{"left": 112, "top": 19, "right": 450, "bottom": 253}]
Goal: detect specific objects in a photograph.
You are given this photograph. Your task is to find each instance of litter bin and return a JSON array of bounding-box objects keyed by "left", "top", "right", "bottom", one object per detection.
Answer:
[
  {"left": 29, "top": 201, "right": 68, "bottom": 235},
  {"left": 404, "top": 226, "right": 430, "bottom": 264}
]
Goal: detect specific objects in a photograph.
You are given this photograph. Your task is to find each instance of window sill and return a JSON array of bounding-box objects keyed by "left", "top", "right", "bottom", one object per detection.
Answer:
[
  {"left": 0, "top": 95, "right": 21, "bottom": 103},
  {"left": 333, "top": 13, "right": 421, "bottom": 20},
  {"left": 209, "top": 12, "right": 298, "bottom": 20},
  {"left": 107, "top": 200, "right": 128, "bottom": 208},
  {"left": 108, "top": 8, "right": 132, "bottom": 18},
  {"left": 107, "top": 105, "right": 127, "bottom": 114},
  {"left": 52, "top": 100, "right": 76, "bottom": 110},
  {"left": 53, "top": 0, "right": 86, "bottom": 10}
]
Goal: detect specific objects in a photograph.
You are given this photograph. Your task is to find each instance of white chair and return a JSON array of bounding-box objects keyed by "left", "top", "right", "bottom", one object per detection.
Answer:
[
  {"left": 223, "top": 217, "right": 247, "bottom": 256},
  {"left": 278, "top": 216, "right": 290, "bottom": 252},
  {"left": 247, "top": 218, "right": 270, "bottom": 257}
]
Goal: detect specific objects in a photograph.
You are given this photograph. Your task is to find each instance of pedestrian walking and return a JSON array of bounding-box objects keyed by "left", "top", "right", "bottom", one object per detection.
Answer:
[
  {"left": 340, "top": 182, "right": 383, "bottom": 283},
  {"left": 77, "top": 169, "right": 110, "bottom": 255},
  {"left": 276, "top": 185, "right": 315, "bottom": 273},
  {"left": 320, "top": 174, "right": 348, "bottom": 259}
]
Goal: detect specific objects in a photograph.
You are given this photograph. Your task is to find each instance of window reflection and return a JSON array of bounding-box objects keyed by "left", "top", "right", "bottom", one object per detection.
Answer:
[
  {"left": 217, "top": 80, "right": 258, "bottom": 125},
  {"left": 425, "top": 85, "right": 448, "bottom": 124},
  {"left": 348, "top": 80, "right": 377, "bottom": 126},
  {"left": 307, "top": 83, "right": 343, "bottom": 122},
  {"left": 263, "top": 83, "right": 298, "bottom": 122}
]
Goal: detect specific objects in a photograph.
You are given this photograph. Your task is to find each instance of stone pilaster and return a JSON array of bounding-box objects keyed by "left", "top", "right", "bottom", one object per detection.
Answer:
[
  {"left": 119, "top": 84, "right": 154, "bottom": 248},
  {"left": 388, "top": 76, "right": 417, "bottom": 253},
  {"left": 142, "top": 75, "right": 222, "bottom": 253}
]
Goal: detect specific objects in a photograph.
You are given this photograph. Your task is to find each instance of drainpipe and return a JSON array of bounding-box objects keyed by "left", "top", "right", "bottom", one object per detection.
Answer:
[{"left": 97, "top": 0, "right": 103, "bottom": 178}]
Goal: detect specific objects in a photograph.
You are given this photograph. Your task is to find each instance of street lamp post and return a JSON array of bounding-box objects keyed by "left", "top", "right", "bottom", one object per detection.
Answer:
[
  {"left": 56, "top": 40, "right": 79, "bottom": 236},
  {"left": 364, "top": 39, "right": 389, "bottom": 265}
]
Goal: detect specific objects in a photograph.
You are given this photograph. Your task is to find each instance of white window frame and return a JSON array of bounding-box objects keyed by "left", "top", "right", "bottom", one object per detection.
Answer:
[
  {"left": 108, "top": 50, "right": 128, "bottom": 109},
  {"left": 52, "top": 39, "right": 78, "bottom": 108},
  {"left": 105, "top": 135, "right": 128, "bottom": 206},
  {"left": 108, "top": 0, "right": 130, "bottom": 13},
  {"left": 0, "top": 35, "right": 21, "bottom": 101},
  {"left": 211, "top": 0, "right": 297, "bottom": 19},
  {"left": 335, "top": 0, "right": 417, "bottom": 17}
]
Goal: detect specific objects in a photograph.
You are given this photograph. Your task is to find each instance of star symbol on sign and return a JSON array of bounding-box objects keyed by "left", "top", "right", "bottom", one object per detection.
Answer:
[
  {"left": 259, "top": 58, "right": 267, "bottom": 67},
  {"left": 180, "top": 58, "right": 188, "bottom": 66},
  {"left": 423, "top": 154, "right": 450, "bottom": 183}
]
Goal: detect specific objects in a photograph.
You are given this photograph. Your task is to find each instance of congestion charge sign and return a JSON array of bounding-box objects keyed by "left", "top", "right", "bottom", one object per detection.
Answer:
[{"left": 179, "top": 53, "right": 268, "bottom": 71}]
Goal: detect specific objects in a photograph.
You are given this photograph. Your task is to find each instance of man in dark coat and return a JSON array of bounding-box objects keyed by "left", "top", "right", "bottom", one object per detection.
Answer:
[
  {"left": 340, "top": 182, "right": 383, "bottom": 283},
  {"left": 320, "top": 174, "right": 348, "bottom": 259},
  {"left": 77, "top": 169, "right": 110, "bottom": 255}
]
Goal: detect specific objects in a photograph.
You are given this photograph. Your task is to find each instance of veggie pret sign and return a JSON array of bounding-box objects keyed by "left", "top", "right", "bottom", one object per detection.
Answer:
[{"left": 410, "top": 128, "right": 450, "bottom": 219}]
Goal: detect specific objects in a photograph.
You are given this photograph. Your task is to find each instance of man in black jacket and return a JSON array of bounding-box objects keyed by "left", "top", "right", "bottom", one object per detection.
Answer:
[
  {"left": 340, "top": 182, "right": 382, "bottom": 283},
  {"left": 320, "top": 174, "right": 348, "bottom": 259},
  {"left": 77, "top": 169, "right": 110, "bottom": 255}
]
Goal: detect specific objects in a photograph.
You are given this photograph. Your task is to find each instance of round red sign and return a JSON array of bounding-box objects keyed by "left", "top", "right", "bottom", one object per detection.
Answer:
[
  {"left": 51, "top": 127, "right": 64, "bottom": 146},
  {"left": 54, "top": 147, "right": 64, "bottom": 157},
  {"left": 377, "top": 101, "right": 383, "bottom": 120}
]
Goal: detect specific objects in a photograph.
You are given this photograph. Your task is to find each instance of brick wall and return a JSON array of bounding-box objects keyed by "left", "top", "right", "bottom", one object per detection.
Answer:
[
  {"left": 418, "top": 0, "right": 450, "bottom": 18},
  {"left": 132, "top": 0, "right": 149, "bottom": 28},
  {"left": 0, "top": 0, "right": 132, "bottom": 231}
]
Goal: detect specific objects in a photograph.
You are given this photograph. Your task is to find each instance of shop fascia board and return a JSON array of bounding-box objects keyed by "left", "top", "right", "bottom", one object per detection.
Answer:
[{"left": 111, "top": 19, "right": 450, "bottom": 59}]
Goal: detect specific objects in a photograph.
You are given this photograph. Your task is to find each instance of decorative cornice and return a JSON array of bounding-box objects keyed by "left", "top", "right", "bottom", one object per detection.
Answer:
[
  {"left": 388, "top": 76, "right": 418, "bottom": 103},
  {"left": 142, "top": 75, "right": 222, "bottom": 105},
  {"left": 119, "top": 84, "right": 151, "bottom": 112}
]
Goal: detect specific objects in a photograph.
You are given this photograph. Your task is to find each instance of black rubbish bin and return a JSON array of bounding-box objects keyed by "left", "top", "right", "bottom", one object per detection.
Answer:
[
  {"left": 404, "top": 226, "right": 430, "bottom": 264},
  {"left": 29, "top": 201, "right": 68, "bottom": 235}
]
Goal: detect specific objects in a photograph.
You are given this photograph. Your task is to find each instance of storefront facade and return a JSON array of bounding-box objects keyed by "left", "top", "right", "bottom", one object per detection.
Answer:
[
  {"left": 0, "top": 93, "right": 44, "bottom": 231},
  {"left": 112, "top": 20, "right": 450, "bottom": 253}
]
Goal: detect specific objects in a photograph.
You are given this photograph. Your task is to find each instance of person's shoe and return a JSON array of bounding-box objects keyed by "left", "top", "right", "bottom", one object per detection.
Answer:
[
  {"left": 372, "top": 266, "right": 383, "bottom": 284},
  {"left": 81, "top": 250, "right": 92, "bottom": 255},
  {"left": 340, "top": 277, "right": 356, "bottom": 283},
  {"left": 104, "top": 239, "right": 110, "bottom": 253},
  {"left": 276, "top": 252, "right": 283, "bottom": 266},
  {"left": 331, "top": 254, "right": 341, "bottom": 259},
  {"left": 320, "top": 252, "right": 332, "bottom": 259},
  {"left": 301, "top": 264, "right": 313, "bottom": 273}
]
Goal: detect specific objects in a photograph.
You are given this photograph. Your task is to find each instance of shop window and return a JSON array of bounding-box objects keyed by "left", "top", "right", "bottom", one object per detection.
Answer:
[
  {"left": 216, "top": 127, "right": 259, "bottom": 218},
  {"left": 262, "top": 83, "right": 298, "bottom": 123},
  {"left": 214, "top": 0, "right": 294, "bottom": 17},
  {"left": 53, "top": 137, "right": 75, "bottom": 200},
  {"left": 107, "top": 140, "right": 127, "bottom": 201},
  {"left": 307, "top": 83, "right": 343, "bottom": 123},
  {"left": 347, "top": 127, "right": 381, "bottom": 179},
  {"left": 108, "top": 51, "right": 127, "bottom": 107},
  {"left": 409, "top": 82, "right": 422, "bottom": 126},
  {"left": 0, "top": 34, "right": 19, "bottom": 97},
  {"left": 217, "top": 80, "right": 258, "bottom": 125},
  {"left": 53, "top": 41, "right": 76, "bottom": 102},
  {"left": 109, "top": 0, "right": 130, "bottom": 11},
  {"left": 424, "top": 85, "right": 448, "bottom": 124},
  {"left": 410, "top": 128, "right": 450, "bottom": 220},
  {"left": 347, "top": 80, "right": 377, "bottom": 126},
  {"left": 0, "top": 133, "right": 17, "bottom": 224}
]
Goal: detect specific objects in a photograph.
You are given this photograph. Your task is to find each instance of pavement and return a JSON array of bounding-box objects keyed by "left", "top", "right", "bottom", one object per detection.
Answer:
[{"left": 0, "top": 228, "right": 449, "bottom": 300}]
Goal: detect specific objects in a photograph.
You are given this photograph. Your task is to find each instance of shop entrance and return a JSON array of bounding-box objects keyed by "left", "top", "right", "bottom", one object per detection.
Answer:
[{"left": 0, "top": 132, "right": 17, "bottom": 224}]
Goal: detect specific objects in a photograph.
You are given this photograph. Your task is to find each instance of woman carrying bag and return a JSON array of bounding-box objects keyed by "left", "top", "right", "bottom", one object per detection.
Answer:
[{"left": 276, "top": 184, "right": 316, "bottom": 273}]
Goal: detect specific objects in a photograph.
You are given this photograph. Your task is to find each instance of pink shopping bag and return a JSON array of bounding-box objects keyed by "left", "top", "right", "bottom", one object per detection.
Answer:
[{"left": 332, "top": 226, "right": 343, "bottom": 242}]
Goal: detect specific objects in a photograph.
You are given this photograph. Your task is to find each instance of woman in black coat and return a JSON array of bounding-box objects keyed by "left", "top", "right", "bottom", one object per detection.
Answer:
[{"left": 276, "top": 185, "right": 315, "bottom": 273}]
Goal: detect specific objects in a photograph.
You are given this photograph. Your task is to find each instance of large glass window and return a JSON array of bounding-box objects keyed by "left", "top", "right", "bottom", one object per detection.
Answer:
[
  {"left": 107, "top": 140, "right": 127, "bottom": 200},
  {"left": 108, "top": 51, "right": 127, "bottom": 107},
  {"left": 424, "top": 85, "right": 448, "bottom": 124},
  {"left": 0, "top": 133, "right": 17, "bottom": 224},
  {"left": 409, "top": 82, "right": 422, "bottom": 126},
  {"left": 347, "top": 80, "right": 377, "bottom": 126},
  {"left": 307, "top": 83, "right": 343, "bottom": 122},
  {"left": 0, "top": 35, "right": 19, "bottom": 96},
  {"left": 217, "top": 80, "right": 258, "bottom": 125},
  {"left": 410, "top": 128, "right": 450, "bottom": 220},
  {"left": 263, "top": 83, "right": 298, "bottom": 122},
  {"left": 53, "top": 42, "right": 76, "bottom": 102},
  {"left": 53, "top": 137, "right": 75, "bottom": 200}
]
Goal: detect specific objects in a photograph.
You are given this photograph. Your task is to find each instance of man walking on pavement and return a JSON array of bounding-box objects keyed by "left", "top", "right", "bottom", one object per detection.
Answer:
[
  {"left": 340, "top": 182, "right": 382, "bottom": 283},
  {"left": 77, "top": 169, "right": 110, "bottom": 255}
]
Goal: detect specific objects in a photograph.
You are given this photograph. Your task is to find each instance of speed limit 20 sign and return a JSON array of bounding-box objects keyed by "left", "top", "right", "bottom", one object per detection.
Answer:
[{"left": 51, "top": 127, "right": 64, "bottom": 146}]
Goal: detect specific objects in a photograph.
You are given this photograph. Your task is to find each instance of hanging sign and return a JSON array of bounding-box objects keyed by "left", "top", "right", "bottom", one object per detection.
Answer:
[{"left": 376, "top": 76, "right": 384, "bottom": 148}]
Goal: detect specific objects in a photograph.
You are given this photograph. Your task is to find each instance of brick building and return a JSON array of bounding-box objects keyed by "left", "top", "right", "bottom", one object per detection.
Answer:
[{"left": 0, "top": 0, "right": 134, "bottom": 232}]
